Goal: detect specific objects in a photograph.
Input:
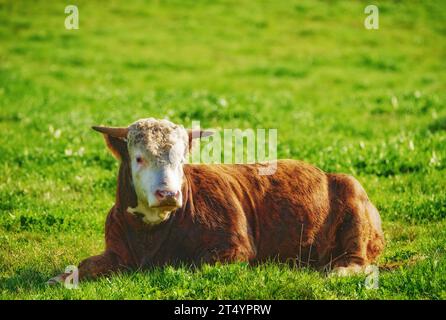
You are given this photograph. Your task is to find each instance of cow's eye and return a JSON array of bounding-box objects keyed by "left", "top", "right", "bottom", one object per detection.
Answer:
[{"left": 136, "top": 156, "right": 144, "bottom": 164}]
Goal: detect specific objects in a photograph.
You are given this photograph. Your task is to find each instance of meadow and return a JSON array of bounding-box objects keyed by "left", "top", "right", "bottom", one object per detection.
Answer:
[{"left": 0, "top": 0, "right": 445, "bottom": 299}]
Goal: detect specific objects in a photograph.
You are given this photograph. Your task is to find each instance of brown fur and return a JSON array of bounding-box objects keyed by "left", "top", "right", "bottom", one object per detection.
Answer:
[{"left": 66, "top": 134, "right": 384, "bottom": 280}]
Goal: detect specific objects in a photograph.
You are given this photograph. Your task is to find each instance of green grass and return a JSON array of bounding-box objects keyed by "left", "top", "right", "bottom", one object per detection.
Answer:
[{"left": 1, "top": 0, "right": 445, "bottom": 299}]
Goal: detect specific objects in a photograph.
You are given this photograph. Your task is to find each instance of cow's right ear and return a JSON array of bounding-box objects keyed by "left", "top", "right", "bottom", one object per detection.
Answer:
[
  {"left": 92, "top": 126, "right": 128, "bottom": 160},
  {"left": 102, "top": 134, "right": 128, "bottom": 160}
]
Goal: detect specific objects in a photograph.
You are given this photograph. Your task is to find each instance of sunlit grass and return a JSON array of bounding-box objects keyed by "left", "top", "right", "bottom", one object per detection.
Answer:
[{"left": 0, "top": 0, "right": 445, "bottom": 299}]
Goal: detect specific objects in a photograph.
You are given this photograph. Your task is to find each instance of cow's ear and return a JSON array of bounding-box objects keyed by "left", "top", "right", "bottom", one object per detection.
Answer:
[
  {"left": 187, "top": 129, "right": 214, "bottom": 151},
  {"left": 92, "top": 125, "right": 129, "bottom": 160},
  {"left": 102, "top": 134, "right": 128, "bottom": 160}
]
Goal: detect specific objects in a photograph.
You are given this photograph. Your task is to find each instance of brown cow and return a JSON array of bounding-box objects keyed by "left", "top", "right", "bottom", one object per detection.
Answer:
[{"left": 49, "top": 118, "right": 384, "bottom": 283}]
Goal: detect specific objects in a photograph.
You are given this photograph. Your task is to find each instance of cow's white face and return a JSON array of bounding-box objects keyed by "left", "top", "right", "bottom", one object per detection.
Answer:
[{"left": 126, "top": 119, "right": 189, "bottom": 224}]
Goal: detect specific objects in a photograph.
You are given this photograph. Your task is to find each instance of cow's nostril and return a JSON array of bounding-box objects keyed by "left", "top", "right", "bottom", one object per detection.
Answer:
[
  {"left": 155, "top": 190, "right": 166, "bottom": 200},
  {"left": 155, "top": 190, "right": 180, "bottom": 201}
]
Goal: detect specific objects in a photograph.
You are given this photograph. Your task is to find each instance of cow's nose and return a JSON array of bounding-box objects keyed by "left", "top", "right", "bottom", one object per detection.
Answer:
[{"left": 155, "top": 190, "right": 180, "bottom": 202}]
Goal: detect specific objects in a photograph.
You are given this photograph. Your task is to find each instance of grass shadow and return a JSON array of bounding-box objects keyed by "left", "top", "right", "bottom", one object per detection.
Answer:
[{"left": 0, "top": 267, "right": 55, "bottom": 292}]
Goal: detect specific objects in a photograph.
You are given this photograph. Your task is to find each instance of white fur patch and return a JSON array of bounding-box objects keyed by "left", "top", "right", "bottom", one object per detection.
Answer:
[{"left": 127, "top": 204, "right": 172, "bottom": 224}]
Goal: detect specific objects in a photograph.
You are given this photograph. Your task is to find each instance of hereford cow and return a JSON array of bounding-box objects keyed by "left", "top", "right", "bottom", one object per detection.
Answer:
[{"left": 49, "top": 118, "right": 384, "bottom": 283}]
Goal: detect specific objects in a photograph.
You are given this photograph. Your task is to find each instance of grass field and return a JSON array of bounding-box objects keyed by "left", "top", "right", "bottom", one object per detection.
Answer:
[{"left": 1, "top": 0, "right": 445, "bottom": 299}]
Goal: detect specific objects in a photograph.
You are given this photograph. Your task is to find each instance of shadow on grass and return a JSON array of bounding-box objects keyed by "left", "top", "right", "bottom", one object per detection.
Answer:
[{"left": 0, "top": 267, "right": 55, "bottom": 292}]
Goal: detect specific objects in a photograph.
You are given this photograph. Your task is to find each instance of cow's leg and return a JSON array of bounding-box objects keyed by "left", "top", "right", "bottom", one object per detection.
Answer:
[
  {"left": 330, "top": 200, "right": 384, "bottom": 276},
  {"left": 329, "top": 205, "right": 369, "bottom": 276},
  {"left": 78, "top": 250, "right": 124, "bottom": 280},
  {"left": 327, "top": 175, "right": 384, "bottom": 276},
  {"left": 47, "top": 250, "right": 124, "bottom": 284},
  {"left": 199, "top": 244, "right": 253, "bottom": 265}
]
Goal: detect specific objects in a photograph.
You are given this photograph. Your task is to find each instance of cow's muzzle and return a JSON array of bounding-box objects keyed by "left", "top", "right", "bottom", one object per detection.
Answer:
[{"left": 153, "top": 189, "right": 181, "bottom": 208}]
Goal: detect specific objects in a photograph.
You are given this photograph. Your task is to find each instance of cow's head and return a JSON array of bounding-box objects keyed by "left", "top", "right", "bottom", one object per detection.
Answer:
[{"left": 93, "top": 118, "right": 212, "bottom": 224}]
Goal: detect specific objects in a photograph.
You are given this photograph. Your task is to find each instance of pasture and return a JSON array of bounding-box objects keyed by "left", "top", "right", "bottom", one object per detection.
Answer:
[{"left": 0, "top": 0, "right": 445, "bottom": 299}]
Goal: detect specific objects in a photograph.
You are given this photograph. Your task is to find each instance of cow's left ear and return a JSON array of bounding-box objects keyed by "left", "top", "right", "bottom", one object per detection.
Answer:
[
  {"left": 92, "top": 126, "right": 128, "bottom": 160},
  {"left": 187, "top": 129, "right": 214, "bottom": 150}
]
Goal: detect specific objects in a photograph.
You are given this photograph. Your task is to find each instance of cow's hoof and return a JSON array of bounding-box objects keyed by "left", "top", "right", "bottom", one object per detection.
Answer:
[
  {"left": 330, "top": 264, "right": 364, "bottom": 277},
  {"left": 46, "top": 273, "right": 69, "bottom": 285}
]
